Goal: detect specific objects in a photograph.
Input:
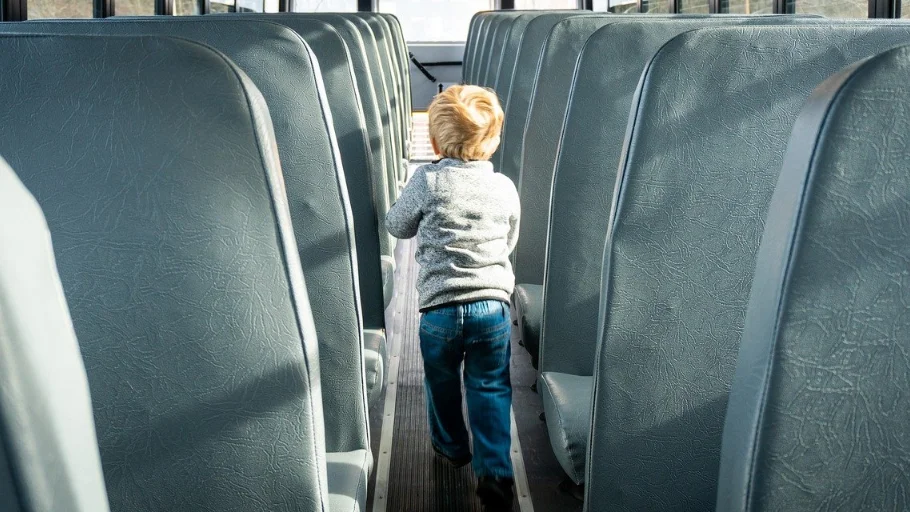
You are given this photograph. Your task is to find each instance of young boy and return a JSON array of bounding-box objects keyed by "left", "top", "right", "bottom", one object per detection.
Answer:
[{"left": 386, "top": 85, "right": 520, "bottom": 511}]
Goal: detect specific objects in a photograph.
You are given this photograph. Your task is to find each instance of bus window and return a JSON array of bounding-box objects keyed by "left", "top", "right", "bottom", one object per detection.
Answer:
[
  {"left": 175, "top": 0, "right": 201, "bottom": 15},
  {"left": 904, "top": 0, "right": 909, "bottom": 17},
  {"left": 792, "top": 0, "right": 867, "bottom": 17},
  {"left": 378, "top": 0, "right": 493, "bottom": 42},
  {"left": 211, "top": 0, "right": 234, "bottom": 12},
  {"left": 236, "top": 0, "right": 267, "bottom": 11},
  {"left": 293, "top": 0, "right": 357, "bottom": 11},
  {"left": 514, "top": 0, "right": 579, "bottom": 8},
  {"left": 723, "top": 0, "right": 773, "bottom": 13},
  {"left": 641, "top": 0, "right": 671, "bottom": 12},
  {"left": 597, "top": 0, "right": 638, "bottom": 12},
  {"left": 679, "top": 0, "right": 709, "bottom": 12},
  {"left": 115, "top": 0, "right": 155, "bottom": 15},
  {"left": 28, "top": 0, "right": 91, "bottom": 18}
]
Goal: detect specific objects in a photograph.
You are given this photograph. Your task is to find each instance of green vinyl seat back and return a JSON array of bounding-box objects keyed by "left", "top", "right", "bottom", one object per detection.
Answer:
[
  {"left": 584, "top": 23, "right": 910, "bottom": 512},
  {"left": 353, "top": 12, "right": 407, "bottom": 178},
  {"left": 234, "top": 13, "right": 387, "bottom": 332},
  {"left": 718, "top": 43, "right": 910, "bottom": 512},
  {"left": 2, "top": 18, "right": 374, "bottom": 484},
  {"left": 511, "top": 14, "right": 633, "bottom": 369},
  {"left": 477, "top": 13, "right": 523, "bottom": 88},
  {"left": 463, "top": 11, "right": 486, "bottom": 82},
  {"left": 537, "top": 15, "right": 811, "bottom": 486},
  {"left": 497, "top": 12, "right": 580, "bottom": 185},
  {"left": 378, "top": 13, "right": 412, "bottom": 149},
  {"left": 0, "top": 32, "right": 331, "bottom": 511},
  {"left": 342, "top": 14, "right": 401, "bottom": 211},
  {"left": 0, "top": 156, "right": 110, "bottom": 512}
]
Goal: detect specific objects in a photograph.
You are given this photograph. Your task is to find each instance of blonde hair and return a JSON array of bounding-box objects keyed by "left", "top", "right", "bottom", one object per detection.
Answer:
[{"left": 427, "top": 84, "right": 504, "bottom": 161}]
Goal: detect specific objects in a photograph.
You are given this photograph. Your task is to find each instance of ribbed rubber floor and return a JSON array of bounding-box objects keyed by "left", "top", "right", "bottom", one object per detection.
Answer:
[{"left": 385, "top": 240, "right": 519, "bottom": 512}]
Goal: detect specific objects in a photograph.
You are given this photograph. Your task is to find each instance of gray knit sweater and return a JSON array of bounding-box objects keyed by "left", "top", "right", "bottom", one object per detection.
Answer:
[{"left": 386, "top": 158, "right": 521, "bottom": 311}]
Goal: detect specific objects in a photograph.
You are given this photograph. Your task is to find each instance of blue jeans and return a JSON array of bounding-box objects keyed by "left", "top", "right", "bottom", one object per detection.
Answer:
[{"left": 419, "top": 299, "right": 514, "bottom": 479}]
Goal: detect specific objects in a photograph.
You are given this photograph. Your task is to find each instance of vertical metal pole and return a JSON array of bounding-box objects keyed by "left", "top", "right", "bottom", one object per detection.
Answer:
[
  {"left": 156, "top": 0, "right": 174, "bottom": 14},
  {"left": 94, "top": 0, "right": 115, "bottom": 17},
  {"left": 0, "top": 0, "right": 27, "bottom": 21}
]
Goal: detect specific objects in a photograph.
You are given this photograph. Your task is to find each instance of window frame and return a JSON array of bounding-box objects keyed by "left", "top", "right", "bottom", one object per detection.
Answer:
[{"left": 0, "top": 0, "right": 901, "bottom": 23}]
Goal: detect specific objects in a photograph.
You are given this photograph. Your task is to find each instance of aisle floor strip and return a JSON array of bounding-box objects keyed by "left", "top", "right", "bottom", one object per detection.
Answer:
[{"left": 372, "top": 238, "right": 412, "bottom": 512}]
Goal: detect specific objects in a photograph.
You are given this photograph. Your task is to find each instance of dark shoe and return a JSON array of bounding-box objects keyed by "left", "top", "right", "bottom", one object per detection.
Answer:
[
  {"left": 477, "top": 476, "right": 514, "bottom": 511},
  {"left": 431, "top": 443, "right": 472, "bottom": 469}
]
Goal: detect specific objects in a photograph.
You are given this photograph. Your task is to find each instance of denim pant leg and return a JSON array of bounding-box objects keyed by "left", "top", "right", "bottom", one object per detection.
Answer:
[
  {"left": 463, "top": 300, "right": 514, "bottom": 479},
  {"left": 419, "top": 307, "right": 471, "bottom": 458}
]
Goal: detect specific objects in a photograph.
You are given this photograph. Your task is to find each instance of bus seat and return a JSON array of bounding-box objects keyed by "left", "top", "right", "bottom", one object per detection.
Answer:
[
  {"left": 489, "top": 10, "right": 594, "bottom": 180},
  {"left": 1, "top": 18, "right": 375, "bottom": 504},
  {"left": 305, "top": 13, "right": 396, "bottom": 259},
  {"left": 537, "top": 372, "right": 593, "bottom": 487},
  {"left": 378, "top": 13, "right": 412, "bottom": 149},
  {"left": 463, "top": 11, "right": 490, "bottom": 83},
  {"left": 512, "top": 283, "right": 542, "bottom": 368},
  {"left": 236, "top": 15, "right": 388, "bottom": 334},
  {"left": 382, "top": 254, "right": 396, "bottom": 308},
  {"left": 339, "top": 15, "right": 400, "bottom": 215},
  {"left": 0, "top": 157, "right": 110, "bottom": 512},
  {"left": 477, "top": 14, "right": 521, "bottom": 88},
  {"left": 489, "top": 13, "right": 535, "bottom": 171},
  {"left": 353, "top": 14, "right": 407, "bottom": 188},
  {"left": 585, "top": 24, "right": 910, "bottom": 512},
  {"left": 327, "top": 450, "right": 371, "bottom": 512},
  {"left": 244, "top": 15, "right": 386, "bottom": 326},
  {"left": 371, "top": 14, "right": 410, "bottom": 157},
  {"left": 0, "top": 33, "right": 331, "bottom": 511},
  {"left": 537, "top": 16, "right": 817, "bottom": 487},
  {"left": 498, "top": 12, "right": 579, "bottom": 185},
  {"left": 511, "top": 14, "right": 619, "bottom": 366},
  {"left": 363, "top": 329, "right": 388, "bottom": 406},
  {"left": 468, "top": 12, "right": 496, "bottom": 84},
  {"left": 718, "top": 43, "right": 910, "bottom": 511}
]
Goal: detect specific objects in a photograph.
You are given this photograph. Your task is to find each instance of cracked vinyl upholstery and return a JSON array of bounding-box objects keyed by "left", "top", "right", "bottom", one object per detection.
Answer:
[
  {"left": 478, "top": 13, "right": 522, "bottom": 88},
  {"left": 718, "top": 44, "right": 910, "bottom": 512},
  {"left": 354, "top": 13, "right": 406, "bottom": 185},
  {"left": 537, "top": 16, "right": 813, "bottom": 486},
  {"left": 513, "top": 14, "right": 618, "bottom": 289},
  {"left": 240, "top": 14, "right": 387, "bottom": 333},
  {"left": 335, "top": 14, "right": 400, "bottom": 224},
  {"left": 378, "top": 13, "right": 412, "bottom": 140},
  {"left": 0, "top": 158, "right": 110, "bottom": 512},
  {"left": 463, "top": 11, "right": 489, "bottom": 83},
  {"left": 0, "top": 34, "right": 331, "bottom": 511},
  {"left": 497, "top": 12, "right": 579, "bottom": 185},
  {"left": 0, "top": 18, "right": 373, "bottom": 462},
  {"left": 585, "top": 24, "right": 910, "bottom": 512}
]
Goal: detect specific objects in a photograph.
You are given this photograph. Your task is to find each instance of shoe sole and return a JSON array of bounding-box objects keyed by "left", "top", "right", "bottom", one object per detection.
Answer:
[
  {"left": 476, "top": 484, "right": 513, "bottom": 510},
  {"left": 431, "top": 445, "right": 472, "bottom": 469}
]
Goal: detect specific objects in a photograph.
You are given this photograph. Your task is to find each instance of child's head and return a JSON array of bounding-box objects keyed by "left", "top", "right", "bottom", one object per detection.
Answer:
[{"left": 427, "top": 85, "right": 504, "bottom": 162}]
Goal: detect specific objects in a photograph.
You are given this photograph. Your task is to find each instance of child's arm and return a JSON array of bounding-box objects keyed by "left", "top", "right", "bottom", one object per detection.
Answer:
[{"left": 386, "top": 169, "right": 427, "bottom": 239}]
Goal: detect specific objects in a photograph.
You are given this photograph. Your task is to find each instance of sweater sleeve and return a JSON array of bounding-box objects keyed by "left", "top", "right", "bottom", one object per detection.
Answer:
[
  {"left": 386, "top": 168, "right": 426, "bottom": 239},
  {"left": 506, "top": 181, "right": 521, "bottom": 254}
]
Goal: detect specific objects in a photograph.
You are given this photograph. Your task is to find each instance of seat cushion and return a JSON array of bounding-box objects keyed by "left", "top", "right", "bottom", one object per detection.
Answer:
[
  {"left": 363, "top": 329, "right": 387, "bottom": 408},
  {"left": 513, "top": 283, "right": 543, "bottom": 367},
  {"left": 381, "top": 256, "right": 395, "bottom": 309},
  {"left": 327, "top": 449, "right": 371, "bottom": 512},
  {"left": 539, "top": 372, "right": 594, "bottom": 485}
]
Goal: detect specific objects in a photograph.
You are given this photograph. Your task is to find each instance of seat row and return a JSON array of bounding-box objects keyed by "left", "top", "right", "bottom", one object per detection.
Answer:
[
  {"left": 0, "top": 11, "right": 411, "bottom": 512},
  {"left": 466, "top": 11, "right": 910, "bottom": 511}
]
